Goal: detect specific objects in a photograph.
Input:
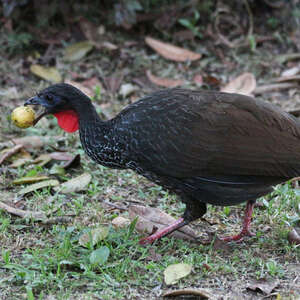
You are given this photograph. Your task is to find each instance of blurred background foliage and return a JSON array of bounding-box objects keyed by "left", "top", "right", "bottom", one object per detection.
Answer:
[{"left": 1, "top": 0, "right": 299, "bottom": 56}]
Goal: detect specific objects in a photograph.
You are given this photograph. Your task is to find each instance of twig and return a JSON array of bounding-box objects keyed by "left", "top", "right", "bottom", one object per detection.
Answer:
[
  {"left": 254, "top": 83, "right": 298, "bottom": 94},
  {"left": 0, "top": 144, "right": 23, "bottom": 165},
  {"left": 0, "top": 201, "right": 46, "bottom": 219}
]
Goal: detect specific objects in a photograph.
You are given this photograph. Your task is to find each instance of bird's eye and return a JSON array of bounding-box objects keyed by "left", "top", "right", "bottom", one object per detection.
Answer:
[{"left": 45, "top": 94, "right": 53, "bottom": 102}]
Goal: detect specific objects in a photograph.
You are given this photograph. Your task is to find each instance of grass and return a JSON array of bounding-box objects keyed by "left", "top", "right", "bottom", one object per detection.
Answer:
[{"left": 0, "top": 147, "right": 299, "bottom": 299}]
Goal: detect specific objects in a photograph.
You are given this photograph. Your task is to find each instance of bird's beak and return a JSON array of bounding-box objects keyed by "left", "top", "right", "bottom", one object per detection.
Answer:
[{"left": 24, "top": 96, "right": 49, "bottom": 125}]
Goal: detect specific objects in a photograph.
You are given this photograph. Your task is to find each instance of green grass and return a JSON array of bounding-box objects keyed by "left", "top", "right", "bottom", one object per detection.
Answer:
[{"left": 0, "top": 149, "right": 299, "bottom": 299}]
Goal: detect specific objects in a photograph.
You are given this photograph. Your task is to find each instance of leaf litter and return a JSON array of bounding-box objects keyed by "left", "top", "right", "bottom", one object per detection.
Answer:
[
  {"left": 128, "top": 205, "right": 198, "bottom": 241},
  {"left": 145, "top": 37, "right": 201, "bottom": 62},
  {"left": 164, "top": 263, "right": 192, "bottom": 285}
]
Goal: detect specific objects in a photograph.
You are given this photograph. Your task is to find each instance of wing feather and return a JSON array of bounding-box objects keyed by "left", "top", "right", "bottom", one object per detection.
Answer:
[{"left": 116, "top": 89, "right": 300, "bottom": 178}]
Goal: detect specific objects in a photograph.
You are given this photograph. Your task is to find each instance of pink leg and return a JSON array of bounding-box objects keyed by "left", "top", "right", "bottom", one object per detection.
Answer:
[
  {"left": 221, "top": 201, "right": 255, "bottom": 242},
  {"left": 139, "top": 217, "right": 187, "bottom": 245}
]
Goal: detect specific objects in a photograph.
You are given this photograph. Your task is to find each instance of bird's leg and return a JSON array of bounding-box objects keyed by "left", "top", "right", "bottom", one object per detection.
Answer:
[
  {"left": 139, "top": 199, "right": 206, "bottom": 245},
  {"left": 221, "top": 200, "right": 255, "bottom": 242},
  {"left": 139, "top": 217, "right": 189, "bottom": 245}
]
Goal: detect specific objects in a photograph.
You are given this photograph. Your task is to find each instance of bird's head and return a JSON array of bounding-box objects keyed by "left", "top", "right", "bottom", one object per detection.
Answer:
[{"left": 24, "top": 83, "right": 91, "bottom": 133}]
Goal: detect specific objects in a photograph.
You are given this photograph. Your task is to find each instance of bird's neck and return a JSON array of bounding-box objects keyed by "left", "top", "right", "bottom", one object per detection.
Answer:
[{"left": 76, "top": 103, "right": 127, "bottom": 169}]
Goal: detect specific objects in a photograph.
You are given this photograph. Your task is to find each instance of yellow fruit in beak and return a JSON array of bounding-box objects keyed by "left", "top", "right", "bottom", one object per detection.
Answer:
[{"left": 11, "top": 106, "right": 35, "bottom": 128}]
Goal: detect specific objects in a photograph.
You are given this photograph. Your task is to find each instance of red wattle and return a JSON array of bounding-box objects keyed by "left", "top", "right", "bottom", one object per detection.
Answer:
[{"left": 54, "top": 110, "right": 79, "bottom": 133}]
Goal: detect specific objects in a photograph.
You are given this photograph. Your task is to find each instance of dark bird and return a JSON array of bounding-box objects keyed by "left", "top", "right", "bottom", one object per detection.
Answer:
[{"left": 24, "top": 84, "right": 300, "bottom": 244}]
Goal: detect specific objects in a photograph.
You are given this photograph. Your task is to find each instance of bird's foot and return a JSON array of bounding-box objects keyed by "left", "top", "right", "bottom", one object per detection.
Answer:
[
  {"left": 221, "top": 200, "right": 255, "bottom": 242},
  {"left": 220, "top": 229, "right": 255, "bottom": 242},
  {"left": 139, "top": 217, "right": 186, "bottom": 245}
]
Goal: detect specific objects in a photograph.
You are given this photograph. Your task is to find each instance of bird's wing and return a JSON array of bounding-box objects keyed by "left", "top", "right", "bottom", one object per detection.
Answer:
[{"left": 117, "top": 89, "right": 300, "bottom": 179}]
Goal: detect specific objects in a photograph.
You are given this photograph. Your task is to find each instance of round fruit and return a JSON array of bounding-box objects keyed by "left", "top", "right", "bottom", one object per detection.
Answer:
[{"left": 11, "top": 106, "right": 35, "bottom": 128}]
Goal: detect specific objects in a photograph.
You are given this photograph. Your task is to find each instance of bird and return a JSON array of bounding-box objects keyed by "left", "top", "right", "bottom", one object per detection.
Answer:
[{"left": 24, "top": 83, "right": 300, "bottom": 244}]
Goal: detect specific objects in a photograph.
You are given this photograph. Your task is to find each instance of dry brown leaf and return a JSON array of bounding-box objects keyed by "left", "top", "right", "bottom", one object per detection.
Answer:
[
  {"left": 247, "top": 279, "right": 279, "bottom": 295},
  {"left": 49, "top": 152, "right": 73, "bottom": 161},
  {"left": 145, "top": 36, "right": 201, "bottom": 62},
  {"left": 288, "top": 227, "right": 300, "bottom": 245},
  {"left": 112, "top": 216, "right": 131, "bottom": 228},
  {"left": 54, "top": 173, "right": 91, "bottom": 194},
  {"left": 11, "top": 136, "right": 45, "bottom": 149},
  {"left": 0, "top": 201, "right": 46, "bottom": 219},
  {"left": 0, "top": 144, "right": 23, "bottom": 165},
  {"left": 254, "top": 83, "right": 297, "bottom": 94},
  {"left": 274, "top": 75, "right": 300, "bottom": 83},
  {"left": 65, "top": 80, "right": 94, "bottom": 98},
  {"left": 221, "top": 72, "right": 256, "bottom": 95},
  {"left": 81, "top": 77, "right": 102, "bottom": 90},
  {"left": 146, "top": 70, "right": 184, "bottom": 88},
  {"left": 128, "top": 205, "right": 198, "bottom": 241},
  {"left": 104, "top": 73, "right": 124, "bottom": 93},
  {"left": 162, "top": 288, "right": 211, "bottom": 299}
]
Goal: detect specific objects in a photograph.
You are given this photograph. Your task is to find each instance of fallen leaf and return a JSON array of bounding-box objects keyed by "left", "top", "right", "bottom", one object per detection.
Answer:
[
  {"left": 54, "top": 173, "right": 91, "bottom": 193},
  {"left": 221, "top": 72, "right": 256, "bottom": 95},
  {"left": 145, "top": 36, "right": 201, "bottom": 62},
  {"left": 162, "top": 288, "right": 211, "bottom": 299},
  {"left": 254, "top": 83, "right": 297, "bottom": 94},
  {"left": 112, "top": 216, "right": 131, "bottom": 228},
  {"left": 281, "top": 66, "right": 300, "bottom": 77},
  {"left": 18, "top": 179, "right": 59, "bottom": 195},
  {"left": 49, "top": 164, "right": 66, "bottom": 176},
  {"left": 274, "top": 75, "right": 300, "bottom": 83},
  {"left": 9, "top": 158, "right": 31, "bottom": 168},
  {"left": 12, "top": 176, "right": 49, "bottom": 185},
  {"left": 79, "top": 227, "right": 109, "bottom": 247},
  {"left": 288, "top": 227, "right": 300, "bottom": 245},
  {"left": 146, "top": 70, "right": 184, "bottom": 88},
  {"left": 102, "top": 41, "right": 118, "bottom": 50},
  {"left": 9, "top": 148, "right": 32, "bottom": 168},
  {"left": 0, "top": 201, "right": 46, "bottom": 219},
  {"left": 64, "top": 41, "right": 93, "bottom": 62},
  {"left": 63, "top": 154, "right": 81, "bottom": 169},
  {"left": 247, "top": 279, "right": 279, "bottom": 295},
  {"left": 164, "top": 263, "right": 192, "bottom": 285},
  {"left": 0, "top": 144, "right": 23, "bottom": 165},
  {"left": 64, "top": 80, "right": 94, "bottom": 98},
  {"left": 30, "top": 64, "right": 62, "bottom": 83},
  {"left": 11, "top": 136, "right": 46, "bottom": 149},
  {"left": 81, "top": 77, "right": 102, "bottom": 90},
  {"left": 119, "top": 83, "right": 138, "bottom": 98},
  {"left": 104, "top": 73, "right": 124, "bottom": 93},
  {"left": 128, "top": 205, "right": 198, "bottom": 241},
  {"left": 90, "top": 246, "right": 110, "bottom": 265},
  {"left": 49, "top": 152, "right": 73, "bottom": 161},
  {"left": 33, "top": 154, "right": 52, "bottom": 166}
]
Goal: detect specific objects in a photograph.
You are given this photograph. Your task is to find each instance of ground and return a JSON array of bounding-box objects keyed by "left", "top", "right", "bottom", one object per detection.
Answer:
[{"left": 0, "top": 1, "right": 299, "bottom": 299}]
